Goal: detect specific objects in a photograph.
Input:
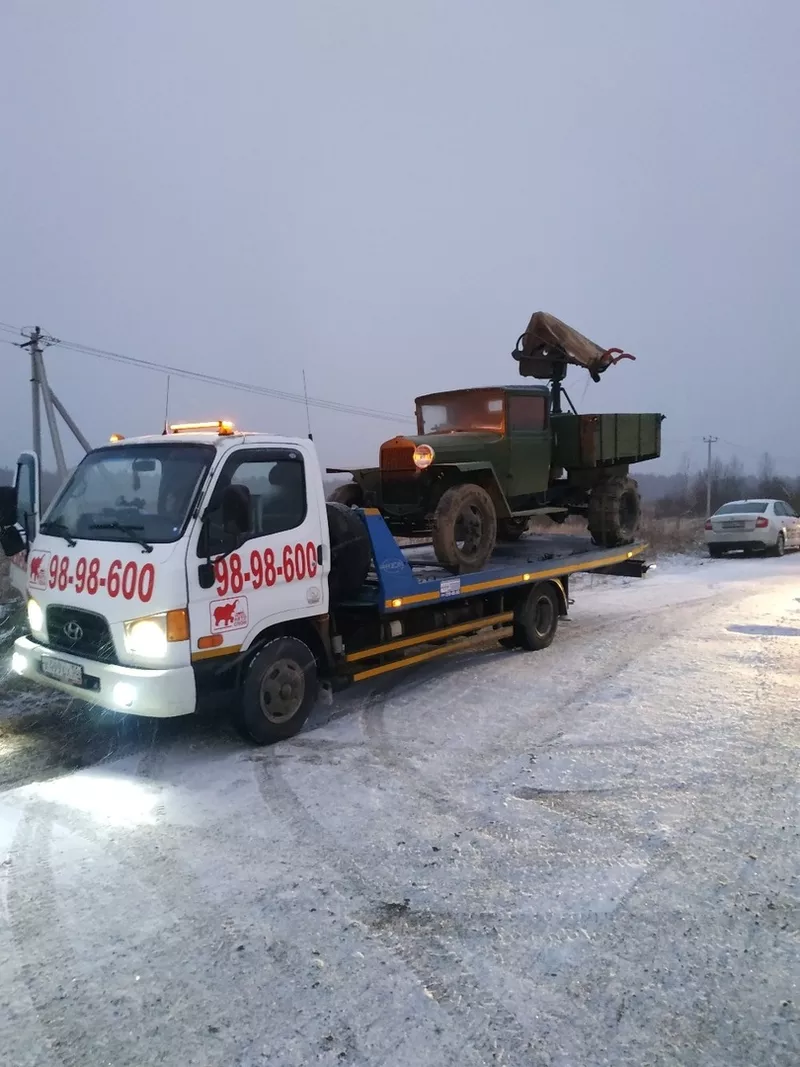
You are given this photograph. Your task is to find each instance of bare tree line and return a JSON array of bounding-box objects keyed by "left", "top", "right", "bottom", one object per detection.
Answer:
[{"left": 651, "top": 453, "right": 799, "bottom": 519}]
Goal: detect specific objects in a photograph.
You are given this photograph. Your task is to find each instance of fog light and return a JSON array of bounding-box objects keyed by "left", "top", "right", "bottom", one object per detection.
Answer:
[
  {"left": 11, "top": 651, "right": 27, "bottom": 675},
  {"left": 27, "top": 598, "right": 44, "bottom": 633},
  {"left": 113, "top": 682, "right": 136, "bottom": 709}
]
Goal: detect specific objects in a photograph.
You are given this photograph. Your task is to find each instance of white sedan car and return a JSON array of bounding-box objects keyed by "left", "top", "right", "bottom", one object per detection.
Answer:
[{"left": 704, "top": 498, "right": 800, "bottom": 557}]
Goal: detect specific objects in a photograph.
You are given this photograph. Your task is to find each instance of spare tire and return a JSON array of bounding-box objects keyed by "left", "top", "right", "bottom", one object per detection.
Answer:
[
  {"left": 587, "top": 476, "right": 641, "bottom": 547},
  {"left": 328, "top": 482, "right": 363, "bottom": 507},
  {"left": 326, "top": 501, "right": 372, "bottom": 599}
]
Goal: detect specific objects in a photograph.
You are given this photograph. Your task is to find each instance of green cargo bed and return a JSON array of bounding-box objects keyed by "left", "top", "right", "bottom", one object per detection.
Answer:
[{"left": 552, "top": 412, "right": 664, "bottom": 468}]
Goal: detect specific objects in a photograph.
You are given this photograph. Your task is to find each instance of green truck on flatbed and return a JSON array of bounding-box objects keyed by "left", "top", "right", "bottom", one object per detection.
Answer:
[{"left": 330, "top": 312, "right": 664, "bottom": 572}]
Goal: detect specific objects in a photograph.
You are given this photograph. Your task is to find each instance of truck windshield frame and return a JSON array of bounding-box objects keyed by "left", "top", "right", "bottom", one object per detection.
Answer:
[
  {"left": 416, "top": 389, "right": 506, "bottom": 435},
  {"left": 44, "top": 443, "right": 216, "bottom": 546}
]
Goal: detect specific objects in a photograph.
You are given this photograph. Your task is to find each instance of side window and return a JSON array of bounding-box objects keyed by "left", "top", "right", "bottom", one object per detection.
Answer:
[
  {"left": 508, "top": 394, "right": 547, "bottom": 432},
  {"left": 200, "top": 449, "right": 307, "bottom": 557},
  {"left": 774, "top": 502, "right": 787, "bottom": 517}
]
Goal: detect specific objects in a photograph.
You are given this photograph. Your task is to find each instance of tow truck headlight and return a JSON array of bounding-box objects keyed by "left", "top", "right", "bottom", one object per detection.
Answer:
[
  {"left": 123, "top": 609, "right": 189, "bottom": 658},
  {"left": 27, "top": 598, "right": 44, "bottom": 634},
  {"left": 413, "top": 444, "right": 435, "bottom": 470}
]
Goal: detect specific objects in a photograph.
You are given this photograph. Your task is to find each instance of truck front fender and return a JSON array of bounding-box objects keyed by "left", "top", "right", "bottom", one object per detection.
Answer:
[{"left": 433, "top": 463, "right": 511, "bottom": 517}]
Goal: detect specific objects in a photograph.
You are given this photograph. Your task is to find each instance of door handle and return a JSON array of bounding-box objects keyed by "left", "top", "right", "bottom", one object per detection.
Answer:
[{"left": 317, "top": 544, "right": 324, "bottom": 565}]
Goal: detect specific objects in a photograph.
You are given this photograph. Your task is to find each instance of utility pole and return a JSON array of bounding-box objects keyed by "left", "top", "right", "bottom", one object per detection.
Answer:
[
  {"left": 25, "top": 327, "right": 43, "bottom": 467},
  {"left": 703, "top": 435, "right": 718, "bottom": 517},
  {"left": 15, "top": 325, "right": 89, "bottom": 484}
]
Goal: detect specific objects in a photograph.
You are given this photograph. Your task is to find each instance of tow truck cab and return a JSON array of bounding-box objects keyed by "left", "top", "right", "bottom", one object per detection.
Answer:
[{"left": 2, "top": 422, "right": 333, "bottom": 725}]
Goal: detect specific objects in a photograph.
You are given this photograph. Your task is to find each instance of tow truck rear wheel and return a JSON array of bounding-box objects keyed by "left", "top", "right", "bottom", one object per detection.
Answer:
[
  {"left": 239, "top": 636, "right": 319, "bottom": 744},
  {"left": 513, "top": 584, "right": 559, "bottom": 651}
]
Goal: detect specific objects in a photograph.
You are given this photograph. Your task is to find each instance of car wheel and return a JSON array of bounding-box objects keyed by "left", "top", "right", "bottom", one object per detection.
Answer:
[
  {"left": 773, "top": 532, "right": 786, "bottom": 557},
  {"left": 708, "top": 545, "right": 724, "bottom": 558}
]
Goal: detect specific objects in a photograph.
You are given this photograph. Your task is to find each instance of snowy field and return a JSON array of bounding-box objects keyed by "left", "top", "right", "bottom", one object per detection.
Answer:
[{"left": 0, "top": 554, "right": 797, "bottom": 1066}]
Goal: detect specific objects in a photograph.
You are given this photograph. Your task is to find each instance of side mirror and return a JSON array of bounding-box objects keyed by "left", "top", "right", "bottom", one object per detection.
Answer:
[
  {"left": 0, "top": 485, "right": 17, "bottom": 527},
  {"left": 221, "top": 484, "right": 251, "bottom": 535},
  {"left": 0, "top": 526, "right": 25, "bottom": 558}
]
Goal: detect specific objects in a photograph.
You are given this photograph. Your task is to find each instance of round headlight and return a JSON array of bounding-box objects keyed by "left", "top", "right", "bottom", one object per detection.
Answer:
[
  {"left": 413, "top": 444, "right": 435, "bottom": 470},
  {"left": 125, "top": 618, "right": 167, "bottom": 658},
  {"left": 27, "top": 598, "right": 44, "bottom": 633}
]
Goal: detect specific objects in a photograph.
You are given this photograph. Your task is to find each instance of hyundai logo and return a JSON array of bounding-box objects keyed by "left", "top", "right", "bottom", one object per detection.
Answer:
[{"left": 63, "top": 621, "right": 84, "bottom": 642}]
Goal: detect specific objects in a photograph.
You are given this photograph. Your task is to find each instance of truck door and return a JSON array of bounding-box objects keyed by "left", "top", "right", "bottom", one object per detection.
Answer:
[
  {"left": 3, "top": 451, "right": 41, "bottom": 596},
  {"left": 505, "top": 394, "right": 550, "bottom": 502},
  {"left": 187, "top": 444, "right": 328, "bottom": 664}
]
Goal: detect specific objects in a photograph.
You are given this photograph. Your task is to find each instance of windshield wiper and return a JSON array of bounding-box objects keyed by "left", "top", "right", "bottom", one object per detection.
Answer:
[
  {"left": 89, "top": 521, "right": 153, "bottom": 554},
  {"left": 40, "top": 519, "right": 78, "bottom": 547}
]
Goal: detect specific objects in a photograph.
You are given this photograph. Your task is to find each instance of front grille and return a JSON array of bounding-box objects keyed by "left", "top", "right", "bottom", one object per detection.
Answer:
[
  {"left": 380, "top": 437, "right": 416, "bottom": 471},
  {"left": 45, "top": 605, "right": 118, "bottom": 664}
]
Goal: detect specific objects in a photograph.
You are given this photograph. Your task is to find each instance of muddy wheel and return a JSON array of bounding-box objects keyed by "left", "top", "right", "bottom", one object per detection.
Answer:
[
  {"left": 326, "top": 502, "right": 372, "bottom": 598},
  {"left": 513, "top": 584, "right": 559, "bottom": 651},
  {"left": 328, "top": 482, "right": 363, "bottom": 507},
  {"left": 498, "top": 517, "right": 528, "bottom": 542},
  {"left": 239, "top": 637, "right": 318, "bottom": 744},
  {"left": 432, "top": 484, "right": 497, "bottom": 572},
  {"left": 587, "top": 476, "right": 641, "bottom": 547},
  {"left": 772, "top": 532, "right": 786, "bottom": 557}
]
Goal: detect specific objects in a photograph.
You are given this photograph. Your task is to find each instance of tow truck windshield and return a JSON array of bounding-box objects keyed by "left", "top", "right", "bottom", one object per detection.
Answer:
[{"left": 44, "top": 443, "right": 215, "bottom": 546}]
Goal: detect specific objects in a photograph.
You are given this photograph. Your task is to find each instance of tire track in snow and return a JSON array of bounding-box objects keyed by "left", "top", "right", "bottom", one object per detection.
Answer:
[
  {"left": 6, "top": 806, "right": 94, "bottom": 1067},
  {"left": 254, "top": 754, "right": 547, "bottom": 1067}
]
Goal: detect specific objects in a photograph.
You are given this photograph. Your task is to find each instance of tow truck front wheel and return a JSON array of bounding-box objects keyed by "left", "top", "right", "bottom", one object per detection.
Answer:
[{"left": 239, "top": 637, "right": 319, "bottom": 744}]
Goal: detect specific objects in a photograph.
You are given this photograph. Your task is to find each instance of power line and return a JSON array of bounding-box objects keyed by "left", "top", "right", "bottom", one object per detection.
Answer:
[{"left": 1, "top": 319, "right": 414, "bottom": 424}]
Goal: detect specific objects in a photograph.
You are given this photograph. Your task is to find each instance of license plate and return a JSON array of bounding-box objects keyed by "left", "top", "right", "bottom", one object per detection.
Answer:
[
  {"left": 722, "top": 521, "right": 745, "bottom": 529},
  {"left": 41, "top": 655, "right": 84, "bottom": 687}
]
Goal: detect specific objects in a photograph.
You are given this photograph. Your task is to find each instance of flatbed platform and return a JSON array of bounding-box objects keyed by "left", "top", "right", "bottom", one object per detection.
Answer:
[{"left": 345, "top": 509, "right": 648, "bottom": 613}]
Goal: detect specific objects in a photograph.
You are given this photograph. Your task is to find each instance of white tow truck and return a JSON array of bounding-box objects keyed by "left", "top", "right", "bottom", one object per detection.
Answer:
[{"left": 1, "top": 420, "right": 649, "bottom": 744}]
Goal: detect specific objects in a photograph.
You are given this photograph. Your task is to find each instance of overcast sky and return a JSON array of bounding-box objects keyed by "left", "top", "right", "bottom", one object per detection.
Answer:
[{"left": 1, "top": 0, "right": 798, "bottom": 476}]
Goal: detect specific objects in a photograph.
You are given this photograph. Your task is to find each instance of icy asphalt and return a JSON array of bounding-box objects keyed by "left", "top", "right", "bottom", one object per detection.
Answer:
[{"left": 0, "top": 553, "right": 797, "bottom": 1067}]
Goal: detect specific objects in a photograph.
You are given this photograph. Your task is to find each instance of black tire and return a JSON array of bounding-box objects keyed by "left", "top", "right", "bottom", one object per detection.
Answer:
[
  {"left": 587, "top": 476, "right": 641, "bottom": 547},
  {"left": 326, "top": 501, "right": 372, "bottom": 598},
  {"left": 513, "top": 584, "right": 559, "bottom": 651},
  {"left": 498, "top": 517, "right": 528, "bottom": 542},
  {"left": 742, "top": 545, "right": 754, "bottom": 558},
  {"left": 432, "top": 483, "right": 497, "bottom": 573},
  {"left": 239, "top": 637, "right": 318, "bottom": 744},
  {"left": 772, "top": 532, "right": 786, "bottom": 558},
  {"left": 328, "top": 482, "right": 363, "bottom": 507},
  {"left": 708, "top": 545, "right": 724, "bottom": 558}
]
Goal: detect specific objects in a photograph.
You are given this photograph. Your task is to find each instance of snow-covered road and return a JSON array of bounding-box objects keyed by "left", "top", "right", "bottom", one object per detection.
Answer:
[{"left": 0, "top": 555, "right": 797, "bottom": 1066}]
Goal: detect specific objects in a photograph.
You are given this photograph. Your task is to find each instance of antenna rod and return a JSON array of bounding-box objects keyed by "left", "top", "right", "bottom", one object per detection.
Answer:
[
  {"left": 302, "top": 369, "right": 313, "bottom": 439},
  {"left": 163, "top": 374, "right": 171, "bottom": 431}
]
